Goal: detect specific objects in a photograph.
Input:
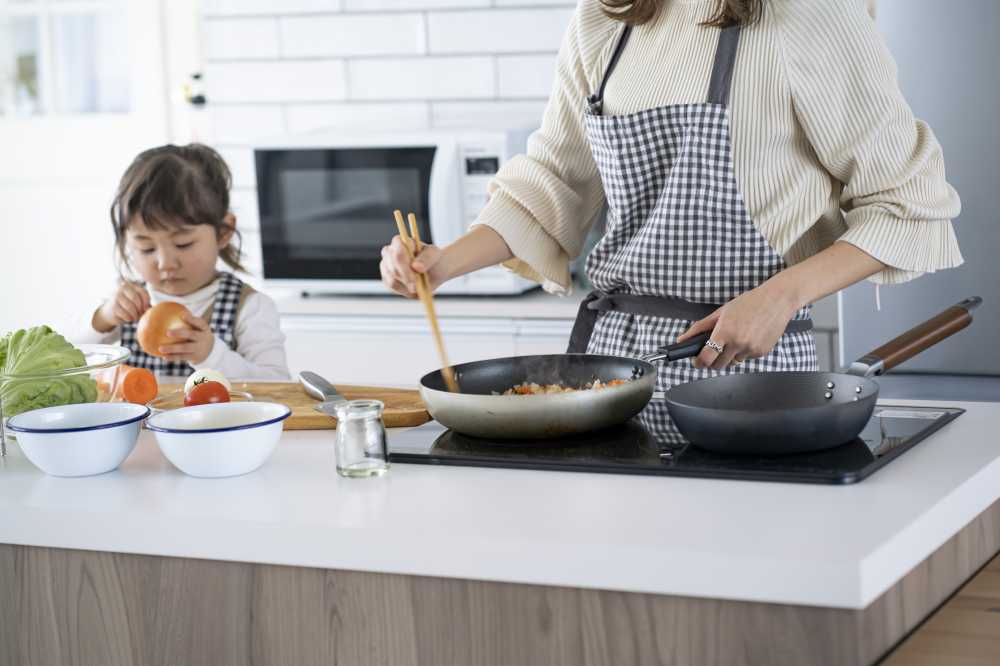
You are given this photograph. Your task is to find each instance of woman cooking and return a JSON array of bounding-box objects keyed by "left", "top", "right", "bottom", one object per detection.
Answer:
[{"left": 380, "top": 0, "right": 962, "bottom": 393}]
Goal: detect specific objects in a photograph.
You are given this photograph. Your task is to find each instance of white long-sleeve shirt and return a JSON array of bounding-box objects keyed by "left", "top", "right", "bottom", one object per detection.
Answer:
[
  {"left": 74, "top": 277, "right": 290, "bottom": 380},
  {"left": 476, "top": 0, "right": 962, "bottom": 293}
]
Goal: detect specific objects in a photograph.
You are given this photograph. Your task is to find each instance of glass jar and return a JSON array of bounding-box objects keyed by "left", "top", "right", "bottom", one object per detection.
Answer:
[{"left": 334, "top": 399, "right": 388, "bottom": 478}]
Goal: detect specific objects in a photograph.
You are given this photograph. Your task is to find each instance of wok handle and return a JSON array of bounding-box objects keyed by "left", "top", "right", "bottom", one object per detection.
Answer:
[
  {"left": 850, "top": 296, "right": 982, "bottom": 377},
  {"left": 641, "top": 332, "right": 712, "bottom": 364}
]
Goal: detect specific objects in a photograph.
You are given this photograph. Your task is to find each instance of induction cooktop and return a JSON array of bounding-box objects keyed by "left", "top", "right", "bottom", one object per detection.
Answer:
[{"left": 388, "top": 402, "right": 964, "bottom": 485}]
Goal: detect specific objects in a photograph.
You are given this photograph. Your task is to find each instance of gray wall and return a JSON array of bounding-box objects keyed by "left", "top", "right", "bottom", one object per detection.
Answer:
[{"left": 840, "top": 0, "right": 1000, "bottom": 373}]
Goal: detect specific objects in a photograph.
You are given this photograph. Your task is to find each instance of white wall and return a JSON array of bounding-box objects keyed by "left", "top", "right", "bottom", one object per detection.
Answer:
[
  {"left": 196, "top": 0, "right": 575, "bottom": 283},
  {"left": 195, "top": 0, "right": 575, "bottom": 288}
]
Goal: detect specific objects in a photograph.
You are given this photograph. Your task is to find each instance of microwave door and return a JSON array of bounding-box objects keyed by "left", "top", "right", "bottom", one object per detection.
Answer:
[{"left": 257, "top": 146, "right": 435, "bottom": 283}]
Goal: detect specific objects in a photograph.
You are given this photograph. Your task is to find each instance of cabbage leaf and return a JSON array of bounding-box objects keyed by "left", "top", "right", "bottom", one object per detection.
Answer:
[{"left": 0, "top": 326, "right": 97, "bottom": 418}]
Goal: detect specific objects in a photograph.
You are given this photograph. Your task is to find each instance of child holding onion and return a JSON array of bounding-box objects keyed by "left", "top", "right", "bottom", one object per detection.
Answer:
[{"left": 78, "top": 144, "right": 289, "bottom": 380}]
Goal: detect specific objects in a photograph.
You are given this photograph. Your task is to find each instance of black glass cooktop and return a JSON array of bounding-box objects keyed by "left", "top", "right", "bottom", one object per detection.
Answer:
[{"left": 388, "top": 402, "right": 964, "bottom": 485}]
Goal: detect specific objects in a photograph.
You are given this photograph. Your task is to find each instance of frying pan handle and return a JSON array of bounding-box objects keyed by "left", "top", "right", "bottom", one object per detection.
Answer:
[
  {"left": 641, "top": 332, "right": 712, "bottom": 364},
  {"left": 848, "top": 296, "right": 982, "bottom": 377}
]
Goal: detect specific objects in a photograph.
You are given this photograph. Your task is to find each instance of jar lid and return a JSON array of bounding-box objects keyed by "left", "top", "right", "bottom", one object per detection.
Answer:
[{"left": 335, "top": 399, "right": 384, "bottom": 420}]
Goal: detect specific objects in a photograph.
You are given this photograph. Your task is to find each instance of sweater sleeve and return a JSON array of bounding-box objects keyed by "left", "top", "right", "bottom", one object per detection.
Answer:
[
  {"left": 473, "top": 1, "right": 614, "bottom": 294},
  {"left": 774, "top": 0, "right": 963, "bottom": 284},
  {"left": 192, "top": 292, "right": 290, "bottom": 380}
]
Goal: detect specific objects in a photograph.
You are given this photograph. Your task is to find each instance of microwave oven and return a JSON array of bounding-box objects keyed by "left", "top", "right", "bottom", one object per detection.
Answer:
[{"left": 253, "top": 128, "right": 537, "bottom": 295}]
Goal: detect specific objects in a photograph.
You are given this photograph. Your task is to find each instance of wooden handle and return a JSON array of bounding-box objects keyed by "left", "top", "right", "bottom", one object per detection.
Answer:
[{"left": 859, "top": 297, "right": 981, "bottom": 373}]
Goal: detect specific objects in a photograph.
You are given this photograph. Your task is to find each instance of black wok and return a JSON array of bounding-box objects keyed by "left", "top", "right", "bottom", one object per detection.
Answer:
[{"left": 664, "top": 297, "right": 982, "bottom": 455}]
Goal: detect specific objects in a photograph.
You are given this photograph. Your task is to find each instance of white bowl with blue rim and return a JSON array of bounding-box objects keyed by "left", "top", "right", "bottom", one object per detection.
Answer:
[
  {"left": 7, "top": 402, "right": 149, "bottom": 477},
  {"left": 146, "top": 402, "right": 291, "bottom": 478}
]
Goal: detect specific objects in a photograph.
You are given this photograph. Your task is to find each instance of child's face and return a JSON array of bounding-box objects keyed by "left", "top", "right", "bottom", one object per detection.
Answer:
[{"left": 125, "top": 216, "right": 231, "bottom": 296}]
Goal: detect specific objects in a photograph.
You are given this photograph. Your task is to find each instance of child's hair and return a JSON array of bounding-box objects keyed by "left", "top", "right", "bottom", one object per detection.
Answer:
[{"left": 109, "top": 143, "right": 246, "bottom": 275}]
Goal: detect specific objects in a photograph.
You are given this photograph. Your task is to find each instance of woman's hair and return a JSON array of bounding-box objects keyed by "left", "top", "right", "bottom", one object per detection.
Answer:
[
  {"left": 109, "top": 143, "right": 246, "bottom": 275},
  {"left": 600, "top": 0, "right": 763, "bottom": 27}
]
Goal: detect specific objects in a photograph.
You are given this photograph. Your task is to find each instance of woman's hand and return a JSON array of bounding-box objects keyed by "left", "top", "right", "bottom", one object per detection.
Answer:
[
  {"left": 379, "top": 225, "right": 517, "bottom": 298},
  {"left": 158, "top": 313, "right": 215, "bottom": 365},
  {"left": 379, "top": 236, "right": 446, "bottom": 298},
  {"left": 93, "top": 282, "right": 151, "bottom": 332},
  {"left": 676, "top": 242, "right": 886, "bottom": 369},
  {"left": 676, "top": 285, "right": 800, "bottom": 369}
]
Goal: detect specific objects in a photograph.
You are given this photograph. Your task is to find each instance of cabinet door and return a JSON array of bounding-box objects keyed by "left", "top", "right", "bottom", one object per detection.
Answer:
[
  {"left": 514, "top": 319, "right": 575, "bottom": 356},
  {"left": 281, "top": 315, "right": 517, "bottom": 387}
]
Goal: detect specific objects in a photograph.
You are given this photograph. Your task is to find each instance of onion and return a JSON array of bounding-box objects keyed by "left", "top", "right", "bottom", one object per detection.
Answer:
[{"left": 136, "top": 301, "right": 193, "bottom": 358}]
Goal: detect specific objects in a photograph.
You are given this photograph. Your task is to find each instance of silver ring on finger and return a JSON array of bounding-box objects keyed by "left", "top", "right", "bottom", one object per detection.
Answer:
[{"left": 705, "top": 339, "right": 726, "bottom": 354}]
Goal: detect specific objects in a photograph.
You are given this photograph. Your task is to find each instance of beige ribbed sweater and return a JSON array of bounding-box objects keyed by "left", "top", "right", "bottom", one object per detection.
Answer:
[{"left": 476, "top": 0, "right": 962, "bottom": 294}]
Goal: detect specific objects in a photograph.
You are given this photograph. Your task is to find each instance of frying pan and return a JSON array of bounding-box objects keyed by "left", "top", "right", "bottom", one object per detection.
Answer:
[
  {"left": 664, "top": 296, "right": 982, "bottom": 455},
  {"left": 419, "top": 333, "right": 711, "bottom": 439},
  {"left": 420, "top": 296, "right": 980, "bottom": 445}
]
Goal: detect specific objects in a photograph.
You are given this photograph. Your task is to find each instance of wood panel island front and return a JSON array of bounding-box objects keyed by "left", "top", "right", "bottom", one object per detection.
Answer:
[{"left": 1, "top": 398, "right": 998, "bottom": 665}]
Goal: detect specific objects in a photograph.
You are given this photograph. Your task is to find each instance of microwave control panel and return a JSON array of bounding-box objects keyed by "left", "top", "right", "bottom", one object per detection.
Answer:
[{"left": 459, "top": 142, "right": 502, "bottom": 228}]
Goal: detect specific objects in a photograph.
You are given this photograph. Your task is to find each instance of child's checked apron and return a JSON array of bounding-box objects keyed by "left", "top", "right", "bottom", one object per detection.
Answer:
[
  {"left": 119, "top": 272, "right": 246, "bottom": 377},
  {"left": 568, "top": 23, "right": 818, "bottom": 396}
]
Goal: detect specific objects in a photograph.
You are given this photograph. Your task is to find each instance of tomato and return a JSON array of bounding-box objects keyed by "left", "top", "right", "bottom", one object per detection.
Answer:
[{"left": 183, "top": 381, "right": 231, "bottom": 407}]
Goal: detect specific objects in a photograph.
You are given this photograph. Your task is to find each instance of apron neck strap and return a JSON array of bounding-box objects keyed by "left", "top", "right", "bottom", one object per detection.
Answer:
[
  {"left": 588, "top": 22, "right": 742, "bottom": 115},
  {"left": 707, "top": 24, "right": 741, "bottom": 106},
  {"left": 588, "top": 24, "right": 632, "bottom": 115}
]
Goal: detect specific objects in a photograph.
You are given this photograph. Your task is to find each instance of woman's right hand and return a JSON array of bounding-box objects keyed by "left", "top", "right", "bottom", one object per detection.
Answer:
[
  {"left": 379, "top": 236, "right": 445, "bottom": 298},
  {"left": 93, "top": 282, "right": 151, "bottom": 332}
]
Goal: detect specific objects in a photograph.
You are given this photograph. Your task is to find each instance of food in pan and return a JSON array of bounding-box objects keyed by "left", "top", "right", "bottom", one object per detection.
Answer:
[{"left": 499, "top": 379, "right": 630, "bottom": 395}]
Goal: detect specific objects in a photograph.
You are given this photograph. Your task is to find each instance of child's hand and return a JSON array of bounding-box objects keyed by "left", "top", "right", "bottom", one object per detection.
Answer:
[
  {"left": 158, "top": 313, "right": 215, "bottom": 365},
  {"left": 93, "top": 282, "right": 151, "bottom": 332}
]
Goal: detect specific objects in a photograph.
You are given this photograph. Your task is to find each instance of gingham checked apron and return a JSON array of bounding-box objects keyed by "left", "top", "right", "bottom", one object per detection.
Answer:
[
  {"left": 569, "top": 23, "right": 818, "bottom": 398},
  {"left": 119, "top": 272, "right": 245, "bottom": 377}
]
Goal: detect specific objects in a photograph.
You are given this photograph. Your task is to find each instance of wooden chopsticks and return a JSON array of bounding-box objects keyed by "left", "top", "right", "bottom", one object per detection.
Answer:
[{"left": 393, "top": 210, "right": 460, "bottom": 393}]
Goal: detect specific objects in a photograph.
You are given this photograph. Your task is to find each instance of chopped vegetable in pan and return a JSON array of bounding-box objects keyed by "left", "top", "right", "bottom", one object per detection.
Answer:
[{"left": 498, "top": 379, "right": 629, "bottom": 395}]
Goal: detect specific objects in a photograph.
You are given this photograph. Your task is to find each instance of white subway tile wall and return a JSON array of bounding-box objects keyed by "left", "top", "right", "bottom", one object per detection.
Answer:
[
  {"left": 285, "top": 101, "right": 430, "bottom": 133},
  {"left": 200, "top": 0, "right": 841, "bottom": 369},
  {"left": 427, "top": 9, "right": 570, "bottom": 53},
  {"left": 203, "top": 19, "right": 281, "bottom": 60},
  {"left": 201, "top": 0, "right": 575, "bottom": 281}
]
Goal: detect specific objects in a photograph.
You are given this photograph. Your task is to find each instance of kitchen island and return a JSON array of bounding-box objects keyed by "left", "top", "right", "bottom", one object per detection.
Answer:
[{"left": 1, "top": 398, "right": 999, "bottom": 665}]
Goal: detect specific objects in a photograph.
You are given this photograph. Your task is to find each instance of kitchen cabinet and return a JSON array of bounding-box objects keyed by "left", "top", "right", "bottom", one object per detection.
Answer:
[{"left": 281, "top": 314, "right": 574, "bottom": 386}]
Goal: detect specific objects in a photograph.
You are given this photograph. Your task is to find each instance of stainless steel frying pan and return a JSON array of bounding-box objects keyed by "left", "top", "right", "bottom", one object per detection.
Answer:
[{"left": 419, "top": 333, "right": 710, "bottom": 439}]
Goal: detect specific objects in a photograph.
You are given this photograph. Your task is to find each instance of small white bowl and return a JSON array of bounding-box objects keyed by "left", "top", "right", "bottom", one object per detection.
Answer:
[
  {"left": 7, "top": 402, "right": 149, "bottom": 477},
  {"left": 146, "top": 402, "right": 291, "bottom": 478}
]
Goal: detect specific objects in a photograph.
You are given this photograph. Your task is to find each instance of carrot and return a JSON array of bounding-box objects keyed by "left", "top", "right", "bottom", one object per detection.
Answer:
[
  {"left": 118, "top": 366, "right": 158, "bottom": 404},
  {"left": 97, "top": 365, "right": 158, "bottom": 404}
]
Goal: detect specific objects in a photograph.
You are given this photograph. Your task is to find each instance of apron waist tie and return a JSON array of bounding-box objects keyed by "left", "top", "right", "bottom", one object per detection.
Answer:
[{"left": 568, "top": 290, "right": 813, "bottom": 353}]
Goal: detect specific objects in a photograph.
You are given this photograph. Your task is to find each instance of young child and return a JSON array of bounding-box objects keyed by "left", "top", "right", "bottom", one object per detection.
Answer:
[{"left": 81, "top": 143, "right": 289, "bottom": 379}]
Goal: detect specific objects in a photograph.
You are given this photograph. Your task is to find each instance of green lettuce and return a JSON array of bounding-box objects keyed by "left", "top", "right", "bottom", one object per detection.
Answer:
[{"left": 0, "top": 326, "right": 97, "bottom": 418}]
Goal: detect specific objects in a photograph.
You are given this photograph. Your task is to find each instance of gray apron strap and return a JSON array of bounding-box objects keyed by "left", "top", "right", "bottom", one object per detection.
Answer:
[
  {"left": 707, "top": 24, "right": 741, "bottom": 106},
  {"left": 587, "top": 24, "right": 632, "bottom": 115},
  {"left": 589, "top": 23, "right": 741, "bottom": 115},
  {"left": 567, "top": 290, "right": 813, "bottom": 353}
]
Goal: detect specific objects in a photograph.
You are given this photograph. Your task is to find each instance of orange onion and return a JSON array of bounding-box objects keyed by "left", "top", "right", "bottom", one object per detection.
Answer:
[{"left": 136, "top": 301, "right": 193, "bottom": 358}]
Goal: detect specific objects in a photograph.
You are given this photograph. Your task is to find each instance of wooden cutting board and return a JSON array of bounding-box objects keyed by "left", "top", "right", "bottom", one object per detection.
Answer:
[{"left": 154, "top": 382, "right": 430, "bottom": 430}]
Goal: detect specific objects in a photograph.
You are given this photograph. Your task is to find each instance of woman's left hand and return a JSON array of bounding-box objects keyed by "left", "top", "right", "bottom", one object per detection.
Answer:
[
  {"left": 158, "top": 313, "right": 216, "bottom": 365},
  {"left": 676, "top": 285, "right": 800, "bottom": 369}
]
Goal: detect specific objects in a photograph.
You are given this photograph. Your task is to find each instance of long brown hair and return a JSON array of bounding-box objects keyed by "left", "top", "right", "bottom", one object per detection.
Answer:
[
  {"left": 600, "top": 0, "right": 763, "bottom": 27},
  {"left": 110, "top": 143, "right": 247, "bottom": 275}
]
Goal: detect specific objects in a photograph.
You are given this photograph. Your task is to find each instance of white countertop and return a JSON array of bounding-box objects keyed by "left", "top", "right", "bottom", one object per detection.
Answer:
[{"left": 2, "top": 398, "right": 997, "bottom": 610}]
